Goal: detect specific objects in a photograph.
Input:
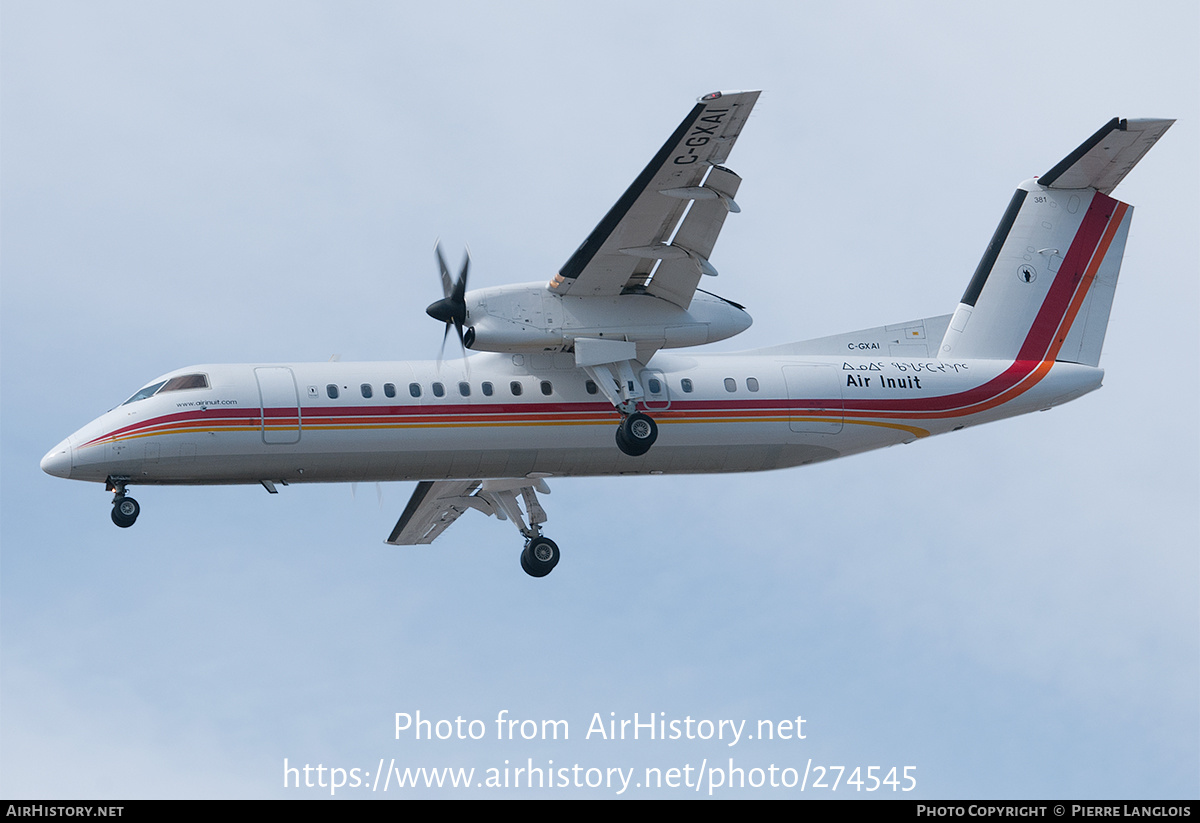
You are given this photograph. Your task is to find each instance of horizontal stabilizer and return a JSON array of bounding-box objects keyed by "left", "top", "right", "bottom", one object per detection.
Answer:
[
  {"left": 1040, "top": 118, "right": 1174, "bottom": 194},
  {"left": 748, "top": 316, "right": 952, "bottom": 358}
]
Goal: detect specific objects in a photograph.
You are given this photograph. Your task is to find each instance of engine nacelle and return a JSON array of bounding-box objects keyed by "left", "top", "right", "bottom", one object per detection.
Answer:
[{"left": 461, "top": 282, "right": 752, "bottom": 354}]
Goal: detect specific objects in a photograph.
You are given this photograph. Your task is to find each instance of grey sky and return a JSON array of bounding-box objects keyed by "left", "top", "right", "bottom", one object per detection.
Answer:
[{"left": 2, "top": 0, "right": 1196, "bottom": 798}]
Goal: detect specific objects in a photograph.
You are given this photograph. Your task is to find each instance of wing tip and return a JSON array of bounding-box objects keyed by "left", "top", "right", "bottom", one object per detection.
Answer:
[{"left": 697, "top": 89, "right": 762, "bottom": 103}]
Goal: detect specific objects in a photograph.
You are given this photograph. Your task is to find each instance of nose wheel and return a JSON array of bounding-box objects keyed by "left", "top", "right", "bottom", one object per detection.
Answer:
[
  {"left": 615, "top": 411, "right": 658, "bottom": 456},
  {"left": 107, "top": 477, "right": 140, "bottom": 528},
  {"left": 111, "top": 495, "right": 140, "bottom": 528}
]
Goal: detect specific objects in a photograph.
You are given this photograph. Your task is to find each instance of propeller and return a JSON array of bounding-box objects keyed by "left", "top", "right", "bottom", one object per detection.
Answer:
[{"left": 426, "top": 243, "right": 471, "bottom": 365}]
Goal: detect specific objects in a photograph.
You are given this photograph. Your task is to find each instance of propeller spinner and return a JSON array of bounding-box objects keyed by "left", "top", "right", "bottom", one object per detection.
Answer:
[{"left": 426, "top": 243, "right": 473, "bottom": 361}]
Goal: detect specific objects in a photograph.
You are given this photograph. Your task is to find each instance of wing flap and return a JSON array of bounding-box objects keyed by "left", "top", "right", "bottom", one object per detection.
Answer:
[{"left": 645, "top": 166, "right": 743, "bottom": 307}]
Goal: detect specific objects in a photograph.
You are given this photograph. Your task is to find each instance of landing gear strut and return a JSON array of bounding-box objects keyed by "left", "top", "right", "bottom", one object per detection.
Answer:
[
  {"left": 615, "top": 411, "right": 658, "bottom": 456},
  {"left": 107, "top": 478, "right": 140, "bottom": 528},
  {"left": 574, "top": 350, "right": 659, "bottom": 457}
]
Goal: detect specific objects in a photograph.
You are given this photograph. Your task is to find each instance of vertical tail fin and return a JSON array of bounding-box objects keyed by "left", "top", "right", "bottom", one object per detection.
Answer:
[{"left": 939, "top": 118, "right": 1172, "bottom": 366}]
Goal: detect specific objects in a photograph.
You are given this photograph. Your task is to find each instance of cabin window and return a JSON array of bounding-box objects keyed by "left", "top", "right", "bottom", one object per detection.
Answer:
[
  {"left": 585, "top": 380, "right": 598, "bottom": 395},
  {"left": 459, "top": 381, "right": 471, "bottom": 397},
  {"left": 681, "top": 378, "right": 694, "bottom": 393},
  {"left": 724, "top": 378, "right": 737, "bottom": 393},
  {"left": 481, "top": 382, "right": 494, "bottom": 397},
  {"left": 647, "top": 378, "right": 661, "bottom": 394},
  {"left": 510, "top": 381, "right": 523, "bottom": 396},
  {"left": 384, "top": 383, "right": 396, "bottom": 398},
  {"left": 409, "top": 382, "right": 421, "bottom": 398},
  {"left": 327, "top": 384, "right": 339, "bottom": 399},
  {"left": 361, "top": 383, "right": 373, "bottom": 398},
  {"left": 746, "top": 377, "right": 759, "bottom": 392},
  {"left": 432, "top": 382, "right": 445, "bottom": 397},
  {"left": 540, "top": 381, "right": 553, "bottom": 396}
]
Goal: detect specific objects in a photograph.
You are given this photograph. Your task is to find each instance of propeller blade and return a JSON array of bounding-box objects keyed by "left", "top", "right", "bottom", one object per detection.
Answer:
[
  {"left": 454, "top": 318, "right": 469, "bottom": 375},
  {"left": 435, "top": 242, "right": 453, "bottom": 299},
  {"left": 437, "top": 322, "right": 451, "bottom": 369},
  {"left": 453, "top": 249, "right": 470, "bottom": 302}
]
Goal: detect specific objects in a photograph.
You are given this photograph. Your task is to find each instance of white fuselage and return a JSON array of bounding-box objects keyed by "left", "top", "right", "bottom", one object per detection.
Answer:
[{"left": 41, "top": 349, "right": 1103, "bottom": 487}]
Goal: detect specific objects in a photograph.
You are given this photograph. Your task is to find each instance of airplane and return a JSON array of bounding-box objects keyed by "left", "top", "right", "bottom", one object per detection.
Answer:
[{"left": 40, "top": 91, "right": 1172, "bottom": 578}]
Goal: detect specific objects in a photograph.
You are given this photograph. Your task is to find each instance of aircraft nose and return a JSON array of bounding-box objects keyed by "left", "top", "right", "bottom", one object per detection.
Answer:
[{"left": 41, "top": 439, "right": 73, "bottom": 479}]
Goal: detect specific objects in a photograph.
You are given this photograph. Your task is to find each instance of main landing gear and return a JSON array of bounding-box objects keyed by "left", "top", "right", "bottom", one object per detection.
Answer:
[
  {"left": 520, "top": 535, "right": 560, "bottom": 578},
  {"left": 574, "top": 349, "right": 659, "bottom": 457},
  {"left": 390, "top": 479, "right": 566, "bottom": 579},
  {"left": 615, "top": 411, "right": 658, "bottom": 456},
  {"left": 491, "top": 483, "right": 559, "bottom": 578},
  {"left": 461, "top": 479, "right": 561, "bottom": 578},
  {"left": 107, "top": 477, "right": 140, "bottom": 528}
]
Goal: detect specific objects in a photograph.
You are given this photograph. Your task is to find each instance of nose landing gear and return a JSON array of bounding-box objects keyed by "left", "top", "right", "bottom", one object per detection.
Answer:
[
  {"left": 107, "top": 477, "right": 140, "bottom": 528},
  {"left": 111, "top": 497, "right": 140, "bottom": 528}
]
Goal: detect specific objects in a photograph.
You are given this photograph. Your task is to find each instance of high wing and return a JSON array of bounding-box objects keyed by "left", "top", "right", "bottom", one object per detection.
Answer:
[
  {"left": 387, "top": 478, "right": 550, "bottom": 546},
  {"left": 548, "top": 90, "right": 761, "bottom": 308}
]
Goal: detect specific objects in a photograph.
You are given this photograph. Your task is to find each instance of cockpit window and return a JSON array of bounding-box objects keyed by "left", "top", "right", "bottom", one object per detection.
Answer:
[
  {"left": 160, "top": 373, "right": 209, "bottom": 392},
  {"left": 121, "top": 373, "right": 209, "bottom": 405},
  {"left": 122, "top": 381, "right": 167, "bottom": 405}
]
